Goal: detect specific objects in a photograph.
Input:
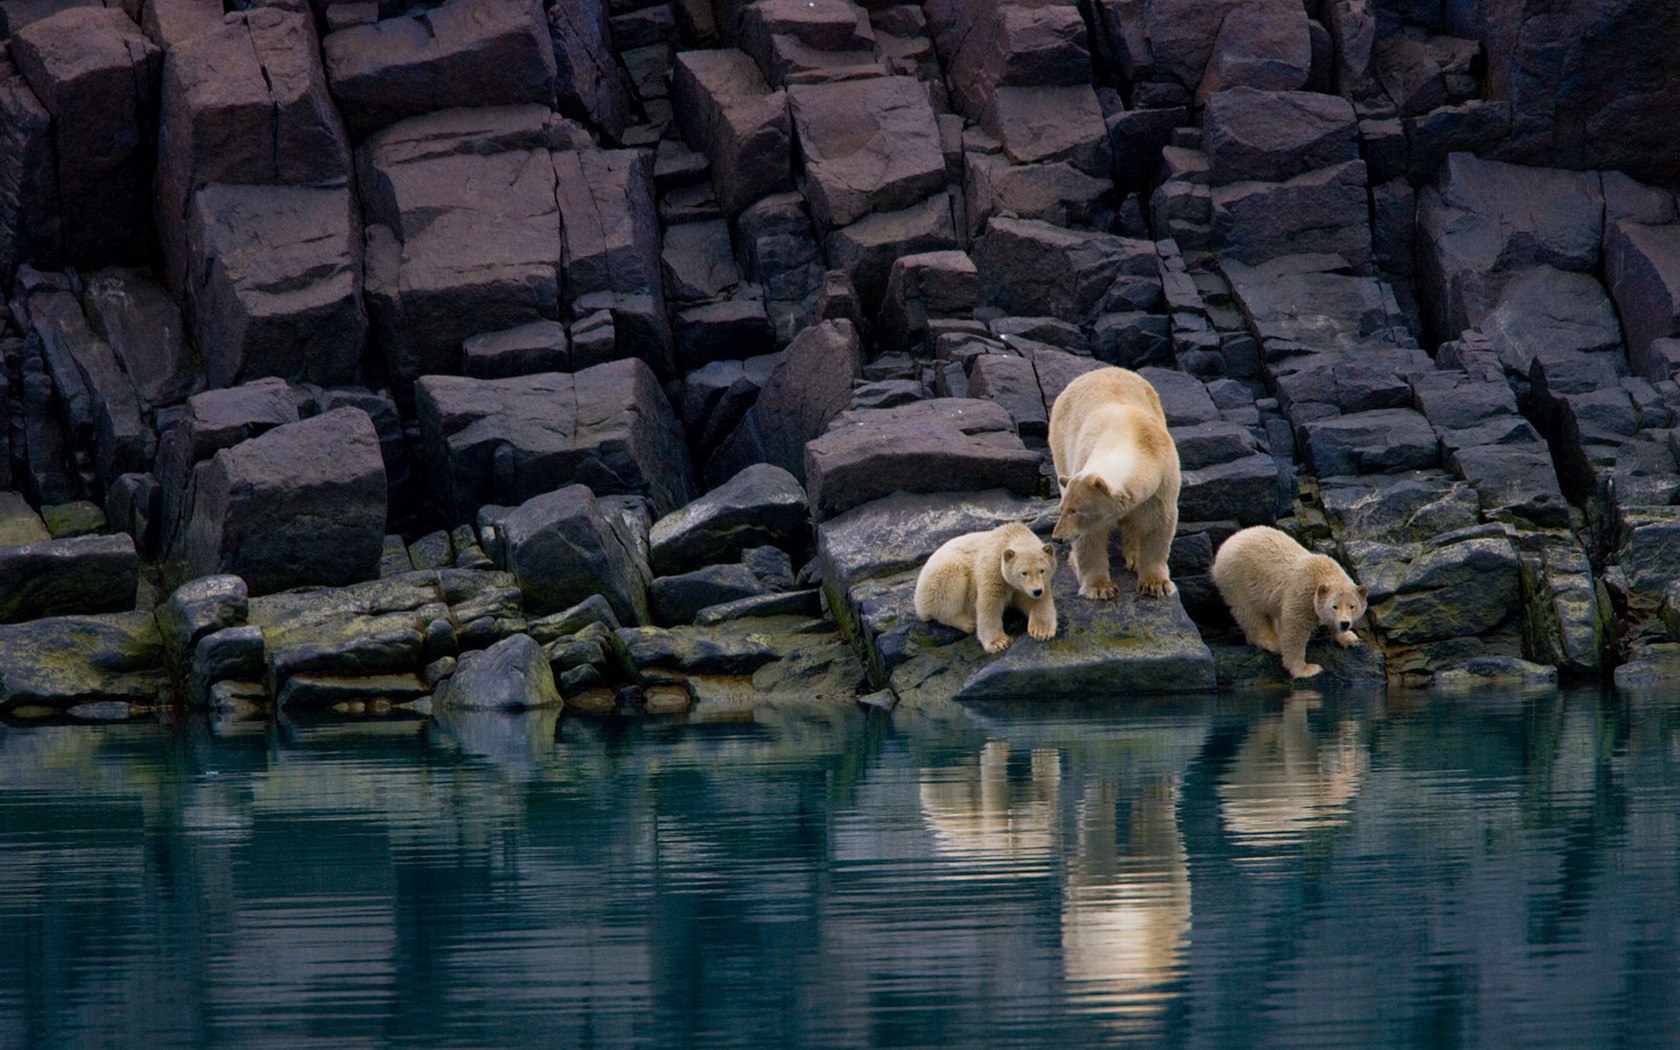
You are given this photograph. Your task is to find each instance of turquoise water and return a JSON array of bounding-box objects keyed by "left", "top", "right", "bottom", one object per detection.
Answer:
[{"left": 3, "top": 685, "right": 1678, "bottom": 1049}]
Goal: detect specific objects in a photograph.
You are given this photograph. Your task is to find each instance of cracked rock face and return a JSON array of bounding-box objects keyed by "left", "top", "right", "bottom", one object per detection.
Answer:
[{"left": 4, "top": 0, "right": 1680, "bottom": 709}]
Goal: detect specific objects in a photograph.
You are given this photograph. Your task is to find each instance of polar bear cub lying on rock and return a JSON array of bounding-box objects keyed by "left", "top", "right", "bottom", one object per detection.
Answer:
[
  {"left": 915, "top": 522, "right": 1058, "bottom": 653},
  {"left": 1048, "top": 366, "right": 1181, "bottom": 599},
  {"left": 1211, "top": 525, "right": 1368, "bottom": 679}
]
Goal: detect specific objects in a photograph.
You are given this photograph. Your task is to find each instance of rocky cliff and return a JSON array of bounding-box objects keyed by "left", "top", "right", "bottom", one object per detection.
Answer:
[{"left": 2, "top": 0, "right": 1679, "bottom": 716}]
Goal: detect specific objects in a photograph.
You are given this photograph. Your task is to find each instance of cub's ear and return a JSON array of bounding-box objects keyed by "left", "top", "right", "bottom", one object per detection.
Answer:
[
  {"left": 1002, "top": 547, "right": 1016, "bottom": 562},
  {"left": 1356, "top": 585, "right": 1368, "bottom": 600},
  {"left": 1316, "top": 582, "right": 1331, "bottom": 599},
  {"left": 1041, "top": 543, "right": 1054, "bottom": 558}
]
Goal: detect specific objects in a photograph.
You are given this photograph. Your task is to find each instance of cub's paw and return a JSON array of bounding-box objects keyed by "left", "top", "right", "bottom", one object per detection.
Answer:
[
  {"left": 1289, "top": 662, "right": 1324, "bottom": 679},
  {"left": 1029, "top": 617, "right": 1057, "bottom": 641},
  {"left": 1136, "top": 577, "right": 1175, "bottom": 599},
  {"left": 980, "top": 633, "right": 1014, "bottom": 654},
  {"left": 1336, "top": 630, "right": 1361, "bottom": 648},
  {"left": 1079, "top": 579, "right": 1119, "bottom": 600}
]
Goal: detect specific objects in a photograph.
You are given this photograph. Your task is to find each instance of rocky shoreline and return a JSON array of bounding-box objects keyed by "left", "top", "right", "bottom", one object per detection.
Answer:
[{"left": 3, "top": 0, "right": 1680, "bottom": 720}]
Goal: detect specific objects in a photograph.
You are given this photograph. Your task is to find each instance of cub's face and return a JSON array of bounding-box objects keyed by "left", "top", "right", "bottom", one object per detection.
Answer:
[
  {"left": 1051, "top": 473, "right": 1113, "bottom": 541},
  {"left": 1002, "top": 541, "right": 1055, "bottom": 599},
  {"left": 1315, "top": 582, "right": 1369, "bottom": 634}
]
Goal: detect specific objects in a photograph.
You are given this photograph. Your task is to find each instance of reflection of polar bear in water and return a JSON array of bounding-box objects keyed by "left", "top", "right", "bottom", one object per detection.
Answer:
[
  {"left": 1217, "top": 699, "right": 1369, "bottom": 853},
  {"left": 918, "top": 742, "right": 1190, "bottom": 1022}
]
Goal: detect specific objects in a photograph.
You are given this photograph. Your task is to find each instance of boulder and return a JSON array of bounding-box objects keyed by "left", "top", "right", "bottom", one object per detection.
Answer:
[
  {"left": 787, "top": 76, "right": 946, "bottom": 232},
  {"left": 680, "top": 354, "right": 777, "bottom": 460},
  {"left": 156, "top": 573, "right": 249, "bottom": 672},
  {"left": 1604, "top": 220, "right": 1680, "bottom": 382},
  {"left": 963, "top": 154, "right": 1116, "bottom": 238},
  {"left": 661, "top": 219, "right": 741, "bottom": 303},
  {"left": 649, "top": 463, "right": 808, "bottom": 576},
  {"left": 735, "top": 192, "right": 823, "bottom": 302},
  {"left": 1298, "top": 407, "right": 1440, "bottom": 476},
  {"left": 461, "top": 320, "right": 570, "bottom": 379},
  {"left": 10, "top": 7, "right": 161, "bottom": 266},
  {"left": 186, "top": 184, "right": 367, "bottom": 389},
  {"left": 876, "top": 250, "right": 978, "bottom": 355},
  {"left": 172, "top": 407, "right": 387, "bottom": 594},
  {"left": 824, "top": 195, "right": 959, "bottom": 312},
  {"left": 704, "top": 319, "right": 862, "bottom": 487},
  {"left": 0, "top": 533, "right": 137, "bottom": 624},
  {"left": 1478, "top": 265, "right": 1624, "bottom": 377},
  {"left": 416, "top": 357, "right": 694, "bottom": 524},
  {"left": 1210, "top": 160, "right": 1372, "bottom": 267},
  {"left": 357, "top": 106, "right": 562, "bottom": 386},
  {"left": 1195, "top": 1, "right": 1311, "bottom": 98},
  {"left": 155, "top": 9, "right": 351, "bottom": 296},
  {"left": 553, "top": 147, "right": 664, "bottom": 308},
  {"left": 80, "top": 268, "right": 200, "bottom": 409},
  {"left": 548, "top": 0, "right": 631, "bottom": 140},
  {"left": 1416, "top": 152, "right": 1604, "bottom": 342},
  {"left": 479, "top": 484, "right": 652, "bottom": 624},
  {"left": 0, "top": 611, "right": 165, "bottom": 709},
  {"left": 804, "top": 399, "right": 1042, "bottom": 521},
  {"left": 674, "top": 299, "right": 776, "bottom": 371},
  {"left": 670, "top": 48, "right": 792, "bottom": 214},
  {"left": 434, "top": 633, "right": 562, "bottom": 710},
  {"left": 1364, "top": 531, "right": 1521, "bottom": 644},
  {"left": 139, "top": 0, "right": 222, "bottom": 49},
  {"left": 1136, "top": 0, "right": 1301, "bottom": 90},
  {"left": 651, "top": 564, "right": 770, "bottom": 625},
  {"left": 980, "top": 84, "right": 1112, "bottom": 176},
  {"left": 0, "top": 55, "right": 60, "bottom": 282},
  {"left": 972, "top": 217, "right": 1158, "bottom": 320},
  {"left": 322, "top": 0, "right": 555, "bottom": 141},
  {"left": 1202, "top": 86, "right": 1357, "bottom": 185}
]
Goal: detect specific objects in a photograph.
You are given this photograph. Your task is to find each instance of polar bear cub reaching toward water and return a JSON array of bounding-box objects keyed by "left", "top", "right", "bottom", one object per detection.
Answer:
[
  {"left": 1211, "top": 525, "right": 1368, "bottom": 679},
  {"left": 914, "top": 522, "right": 1058, "bottom": 653}
]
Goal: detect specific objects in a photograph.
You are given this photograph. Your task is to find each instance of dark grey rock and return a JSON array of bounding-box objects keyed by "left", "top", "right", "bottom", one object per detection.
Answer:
[
  {"left": 155, "top": 9, "right": 351, "bottom": 297},
  {"left": 1365, "top": 532, "right": 1521, "bottom": 644},
  {"left": 549, "top": 0, "right": 631, "bottom": 139},
  {"left": 1179, "top": 452, "right": 1281, "bottom": 526},
  {"left": 416, "top": 357, "right": 694, "bottom": 523},
  {"left": 0, "top": 611, "right": 166, "bottom": 710},
  {"left": 670, "top": 48, "right": 791, "bottom": 214},
  {"left": 1479, "top": 266, "right": 1624, "bottom": 377},
  {"left": 173, "top": 407, "right": 387, "bottom": 595},
  {"left": 972, "top": 217, "right": 1158, "bottom": 320},
  {"left": 187, "top": 184, "right": 367, "bottom": 388},
  {"left": 649, "top": 462, "right": 808, "bottom": 577},
  {"left": 825, "top": 195, "right": 959, "bottom": 312},
  {"left": 674, "top": 299, "right": 776, "bottom": 371},
  {"left": 80, "top": 268, "right": 200, "bottom": 410},
  {"left": 1210, "top": 159, "right": 1371, "bottom": 268},
  {"left": 1415, "top": 152, "right": 1603, "bottom": 342},
  {"left": 804, "top": 399, "right": 1042, "bottom": 522},
  {"left": 0, "top": 533, "right": 136, "bottom": 624},
  {"left": 615, "top": 623, "right": 780, "bottom": 676},
  {"left": 187, "top": 624, "right": 265, "bottom": 705},
  {"left": 1604, "top": 219, "right": 1680, "bottom": 382},
  {"left": 357, "top": 106, "right": 562, "bottom": 386},
  {"left": 963, "top": 155, "right": 1117, "bottom": 239},
  {"left": 877, "top": 250, "right": 978, "bottom": 355},
  {"left": 651, "top": 563, "right": 769, "bottom": 625},
  {"left": 479, "top": 483, "right": 651, "bottom": 624},
  {"left": 1298, "top": 407, "right": 1440, "bottom": 476},
  {"left": 1195, "top": 0, "right": 1310, "bottom": 98},
  {"left": 156, "top": 572, "right": 248, "bottom": 672},
  {"left": 705, "top": 319, "right": 862, "bottom": 487},
  {"left": 322, "top": 0, "right": 555, "bottom": 141},
  {"left": 10, "top": 7, "right": 161, "bottom": 266},
  {"left": 1201, "top": 86, "right": 1357, "bottom": 184},
  {"left": 788, "top": 76, "right": 946, "bottom": 232},
  {"left": 435, "top": 633, "right": 561, "bottom": 710},
  {"left": 459, "top": 319, "right": 570, "bottom": 380},
  {"left": 661, "top": 219, "right": 741, "bottom": 303},
  {"left": 736, "top": 192, "right": 824, "bottom": 303}
]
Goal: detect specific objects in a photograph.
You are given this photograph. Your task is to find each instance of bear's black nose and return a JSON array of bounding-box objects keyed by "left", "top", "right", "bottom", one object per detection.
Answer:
[
  {"left": 1030, "top": 588, "right": 1043, "bottom": 598},
  {"left": 1338, "top": 620, "right": 1352, "bottom": 631}
]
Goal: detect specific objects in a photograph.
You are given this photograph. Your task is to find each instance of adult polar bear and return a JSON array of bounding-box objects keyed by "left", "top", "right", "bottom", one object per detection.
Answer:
[{"left": 1048, "top": 366, "right": 1181, "bottom": 599}]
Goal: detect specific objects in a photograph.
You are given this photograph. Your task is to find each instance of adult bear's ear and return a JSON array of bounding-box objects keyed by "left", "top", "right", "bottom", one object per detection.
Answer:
[
  {"left": 1042, "top": 543, "right": 1054, "bottom": 557},
  {"left": 1056, "top": 474, "right": 1070, "bottom": 489},
  {"left": 1003, "top": 548, "right": 1016, "bottom": 562}
]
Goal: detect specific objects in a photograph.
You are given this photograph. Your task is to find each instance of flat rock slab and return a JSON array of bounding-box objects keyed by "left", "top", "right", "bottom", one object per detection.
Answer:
[
  {"left": 787, "top": 76, "right": 946, "bottom": 231},
  {"left": 816, "top": 490, "right": 1213, "bottom": 702},
  {"left": 804, "top": 398, "right": 1042, "bottom": 521},
  {"left": 0, "top": 533, "right": 137, "bottom": 623},
  {"left": 416, "top": 357, "right": 694, "bottom": 523},
  {"left": 0, "top": 611, "right": 166, "bottom": 709}
]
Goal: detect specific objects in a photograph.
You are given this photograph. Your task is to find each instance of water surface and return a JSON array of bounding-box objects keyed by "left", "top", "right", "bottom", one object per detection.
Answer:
[{"left": 3, "top": 685, "right": 1678, "bottom": 1048}]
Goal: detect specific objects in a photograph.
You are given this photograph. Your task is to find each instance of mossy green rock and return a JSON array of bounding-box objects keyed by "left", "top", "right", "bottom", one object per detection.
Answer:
[{"left": 0, "top": 612, "right": 166, "bottom": 709}]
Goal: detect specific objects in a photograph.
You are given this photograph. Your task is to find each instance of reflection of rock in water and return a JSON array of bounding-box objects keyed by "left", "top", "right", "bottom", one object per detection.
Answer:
[
  {"left": 918, "top": 741, "right": 1189, "bottom": 1023},
  {"left": 428, "top": 706, "right": 562, "bottom": 780},
  {"left": 1218, "top": 698, "right": 1368, "bottom": 853},
  {"left": 1061, "top": 777, "right": 1190, "bottom": 1025}
]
